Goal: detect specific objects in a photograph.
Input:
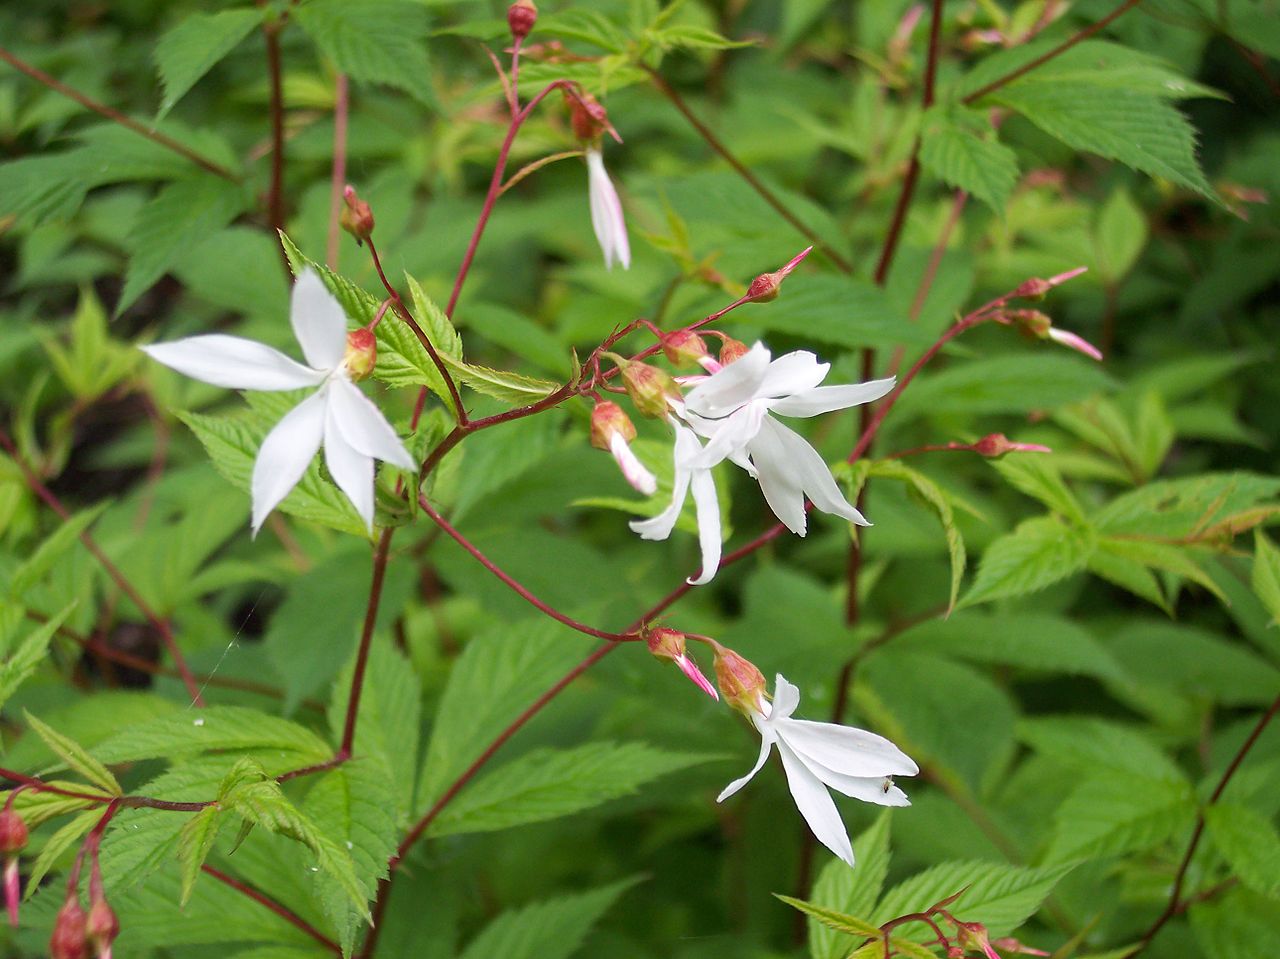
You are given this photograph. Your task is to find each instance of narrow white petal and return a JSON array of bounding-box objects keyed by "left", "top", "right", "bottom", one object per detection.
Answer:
[
  {"left": 682, "top": 343, "right": 772, "bottom": 416},
  {"left": 776, "top": 739, "right": 855, "bottom": 866},
  {"left": 716, "top": 727, "right": 777, "bottom": 803},
  {"left": 748, "top": 418, "right": 809, "bottom": 535},
  {"left": 778, "top": 717, "right": 920, "bottom": 777},
  {"left": 756, "top": 351, "right": 829, "bottom": 398},
  {"left": 328, "top": 378, "right": 415, "bottom": 470},
  {"left": 791, "top": 753, "right": 914, "bottom": 806},
  {"left": 587, "top": 150, "right": 630, "bottom": 270},
  {"left": 686, "top": 460, "right": 722, "bottom": 585},
  {"left": 324, "top": 401, "right": 376, "bottom": 531},
  {"left": 755, "top": 417, "right": 868, "bottom": 529},
  {"left": 629, "top": 422, "right": 697, "bottom": 541},
  {"left": 769, "top": 674, "right": 802, "bottom": 721},
  {"left": 142, "top": 336, "right": 325, "bottom": 391},
  {"left": 609, "top": 433, "right": 657, "bottom": 495},
  {"left": 291, "top": 269, "right": 349, "bottom": 370},
  {"left": 687, "top": 403, "right": 766, "bottom": 470},
  {"left": 250, "top": 391, "right": 327, "bottom": 534},
  {"left": 770, "top": 377, "right": 897, "bottom": 418}
]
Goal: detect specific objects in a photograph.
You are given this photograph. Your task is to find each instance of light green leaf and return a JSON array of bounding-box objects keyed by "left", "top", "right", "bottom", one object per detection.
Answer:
[
  {"left": 919, "top": 105, "right": 1019, "bottom": 212},
  {"left": 960, "top": 516, "right": 1094, "bottom": 608},
  {"left": 1190, "top": 887, "right": 1280, "bottom": 959},
  {"left": 92, "top": 706, "right": 331, "bottom": 765},
  {"left": 1252, "top": 531, "right": 1280, "bottom": 627},
  {"left": 868, "top": 460, "right": 966, "bottom": 610},
  {"left": 177, "top": 806, "right": 223, "bottom": 906},
  {"left": 295, "top": 0, "right": 433, "bottom": 104},
  {"left": 897, "top": 354, "right": 1111, "bottom": 418},
  {"left": 8, "top": 502, "right": 105, "bottom": 599},
  {"left": 1205, "top": 803, "right": 1280, "bottom": 898},
  {"left": 1045, "top": 776, "right": 1194, "bottom": 862},
  {"left": 774, "top": 894, "right": 881, "bottom": 939},
  {"left": 1018, "top": 716, "right": 1186, "bottom": 782},
  {"left": 457, "top": 878, "right": 637, "bottom": 959},
  {"left": 1096, "top": 473, "right": 1280, "bottom": 540},
  {"left": 23, "top": 809, "right": 102, "bottom": 900},
  {"left": 809, "top": 813, "right": 892, "bottom": 959},
  {"left": 1094, "top": 187, "right": 1148, "bottom": 284},
  {"left": 0, "top": 603, "right": 74, "bottom": 711},
  {"left": 990, "top": 456, "right": 1086, "bottom": 525},
  {"left": 24, "top": 711, "right": 122, "bottom": 795},
  {"left": 154, "top": 9, "right": 263, "bottom": 118}
]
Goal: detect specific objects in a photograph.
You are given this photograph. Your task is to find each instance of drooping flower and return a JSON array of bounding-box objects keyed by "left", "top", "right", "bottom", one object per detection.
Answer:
[
  {"left": 586, "top": 147, "right": 631, "bottom": 270},
  {"left": 629, "top": 417, "right": 721, "bottom": 586},
  {"left": 645, "top": 627, "right": 718, "bottom": 700},
  {"left": 141, "top": 269, "right": 415, "bottom": 534},
  {"left": 716, "top": 672, "right": 918, "bottom": 866},
  {"left": 591, "top": 401, "right": 656, "bottom": 495},
  {"left": 682, "top": 343, "right": 895, "bottom": 535}
]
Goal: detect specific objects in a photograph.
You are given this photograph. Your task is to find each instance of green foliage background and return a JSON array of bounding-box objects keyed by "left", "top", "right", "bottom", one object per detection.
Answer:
[{"left": 1, "top": 1, "right": 1279, "bottom": 958}]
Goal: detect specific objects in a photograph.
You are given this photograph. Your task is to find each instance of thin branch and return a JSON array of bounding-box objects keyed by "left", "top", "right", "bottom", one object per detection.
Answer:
[
  {"left": 325, "top": 74, "right": 351, "bottom": 269},
  {"left": 203, "top": 865, "right": 342, "bottom": 954},
  {"left": 643, "top": 65, "right": 853, "bottom": 274},
  {"left": 0, "top": 428, "right": 204, "bottom": 705},
  {"left": 263, "top": 20, "right": 289, "bottom": 277},
  {"left": 0, "top": 45, "right": 239, "bottom": 182},
  {"left": 339, "top": 529, "right": 393, "bottom": 757}
]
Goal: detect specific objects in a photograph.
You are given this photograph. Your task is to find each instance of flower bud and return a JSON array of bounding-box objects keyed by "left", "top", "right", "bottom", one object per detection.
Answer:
[
  {"left": 50, "top": 896, "right": 88, "bottom": 959},
  {"left": 713, "top": 647, "right": 767, "bottom": 716},
  {"left": 954, "top": 921, "right": 1001, "bottom": 959},
  {"left": 568, "top": 91, "right": 609, "bottom": 143},
  {"left": 618, "top": 360, "right": 683, "bottom": 419},
  {"left": 991, "top": 936, "right": 1050, "bottom": 956},
  {"left": 661, "top": 329, "right": 710, "bottom": 368},
  {"left": 339, "top": 185, "right": 375, "bottom": 244},
  {"left": 590, "top": 401, "right": 636, "bottom": 451},
  {"left": 645, "top": 628, "right": 718, "bottom": 700},
  {"left": 507, "top": 0, "right": 538, "bottom": 41},
  {"left": 86, "top": 897, "right": 119, "bottom": 959},
  {"left": 717, "top": 336, "right": 750, "bottom": 367},
  {"left": 744, "top": 246, "right": 812, "bottom": 303},
  {"left": 972, "top": 433, "right": 1052, "bottom": 457},
  {"left": 344, "top": 328, "right": 378, "bottom": 381},
  {"left": 1011, "top": 265, "right": 1087, "bottom": 299},
  {"left": 0, "top": 809, "right": 28, "bottom": 856}
]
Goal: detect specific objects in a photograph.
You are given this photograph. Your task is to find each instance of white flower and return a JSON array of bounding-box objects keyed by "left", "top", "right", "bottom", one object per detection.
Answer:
[
  {"left": 586, "top": 147, "right": 630, "bottom": 270},
  {"left": 717, "top": 674, "right": 918, "bottom": 866},
  {"left": 141, "top": 269, "right": 415, "bottom": 534},
  {"left": 681, "top": 343, "right": 895, "bottom": 535},
  {"left": 628, "top": 417, "right": 721, "bottom": 586}
]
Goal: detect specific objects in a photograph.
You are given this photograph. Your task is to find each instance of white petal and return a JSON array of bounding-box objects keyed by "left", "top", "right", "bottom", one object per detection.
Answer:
[
  {"left": 142, "top": 335, "right": 326, "bottom": 391},
  {"left": 716, "top": 726, "right": 777, "bottom": 803},
  {"left": 755, "top": 417, "right": 869, "bottom": 529},
  {"left": 324, "top": 400, "right": 376, "bottom": 531},
  {"left": 776, "top": 738, "right": 855, "bottom": 867},
  {"left": 682, "top": 343, "right": 771, "bottom": 416},
  {"left": 747, "top": 417, "right": 809, "bottom": 535},
  {"left": 629, "top": 421, "right": 697, "bottom": 541},
  {"left": 793, "top": 755, "right": 914, "bottom": 806},
  {"left": 770, "top": 377, "right": 897, "bottom": 418},
  {"left": 778, "top": 717, "right": 920, "bottom": 777},
  {"left": 756, "top": 350, "right": 829, "bottom": 398},
  {"left": 291, "top": 269, "right": 349, "bottom": 370},
  {"left": 587, "top": 149, "right": 630, "bottom": 270},
  {"left": 250, "top": 390, "right": 327, "bottom": 534},
  {"left": 688, "top": 403, "right": 766, "bottom": 470},
  {"left": 609, "top": 433, "right": 657, "bottom": 495},
  {"left": 328, "top": 378, "right": 415, "bottom": 470},
  {"left": 686, "top": 458, "right": 722, "bottom": 585},
  {"left": 768, "top": 674, "right": 802, "bottom": 721}
]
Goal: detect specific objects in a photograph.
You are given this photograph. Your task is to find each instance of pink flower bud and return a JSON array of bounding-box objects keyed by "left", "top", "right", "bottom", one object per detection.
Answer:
[
  {"left": 507, "top": 0, "right": 537, "bottom": 41},
  {"left": 713, "top": 647, "right": 767, "bottom": 716},
  {"left": 991, "top": 937, "right": 1050, "bottom": 956},
  {"left": 661, "top": 329, "right": 710, "bottom": 368},
  {"left": 744, "top": 246, "right": 812, "bottom": 303},
  {"left": 344, "top": 328, "right": 378, "bottom": 381},
  {"left": 972, "top": 433, "right": 1052, "bottom": 457},
  {"left": 591, "top": 402, "right": 654, "bottom": 495},
  {"left": 618, "top": 360, "right": 682, "bottom": 419},
  {"left": 86, "top": 897, "right": 119, "bottom": 959},
  {"left": 954, "top": 921, "right": 1002, "bottom": 959},
  {"left": 1011, "top": 266, "right": 1087, "bottom": 299},
  {"left": 1046, "top": 326, "right": 1103, "bottom": 361},
  {"left": 3, "top": 859, "right": 19, "bottom": 928},
  {"left": 0, "top": 809, "right": 28, "bottom": 856},
  {"left": 717, "top": 336, "right": 750, "bottom": 366},
  {"left": 568, "top": 91, "right": 609, "bottom": 143},
  {"left": 339, "top": 185, "right": 375, "bottom": 243},
  {"left": 645, "top": 628, "right": 718, "bottom": 700},
  {"left": 50, "top": 896, "right": 88, "bottom": 959}
]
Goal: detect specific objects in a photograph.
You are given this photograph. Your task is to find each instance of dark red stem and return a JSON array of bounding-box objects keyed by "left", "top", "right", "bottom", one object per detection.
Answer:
[
  {"left": 325, "top": 74, "right": 350, "bottom": 269},
  {"left": 339, "top": 529, "right": 393, "bottom": 757},
  {"left": 203, "top": 865, "right": 341, "bottom": 953}
]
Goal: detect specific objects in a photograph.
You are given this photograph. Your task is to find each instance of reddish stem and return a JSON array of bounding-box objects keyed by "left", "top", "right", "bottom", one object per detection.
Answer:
[
  {"left": 325, "top": 74, "right": 350, "bottom": 269},
  {"left": 203, "top": 865, "right": 341, "bottom": 954},
  {"left": 0, "top": 428, "right": 204, "bottom": 705},
  {"left": 339, "top": 529, "right": 393, "bottom": 757},
  {"left": 263, "top": 20, "right": 289, "bottom": 277},
  {"left": 0, "top": 45, "right": 238, "bottom": 181}
]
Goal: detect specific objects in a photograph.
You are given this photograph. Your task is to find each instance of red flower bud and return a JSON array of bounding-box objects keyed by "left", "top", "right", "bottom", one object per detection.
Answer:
[
  {"left": 507, "top": 0, "right": 538, "bottom": 41},
  {"left": 0, "top": 809, "right": 28, "bottom": 856},
  {"left": 645, "top": 627, "right": 686, "bottom": 662},
  {"left": 972, "top": 433, "right": 1052, "bottom": 457},
  {"left": 661, "top": 329, "right": 710, "bottom": 368},
  {"left": 568, "top": 92, "right": 609, "bottom": 143},
  {"left": 717, "top": 336, "right": 750, "bottom": 366},
  {"left": 50, "top": 896, "right": 88, "bottom": 959},
  {"left": 744, "top": 246, "right": 812, "bottom": 303},
  {"left": 344, "top": 328, "right": 378, "bottom": 381},
  {"left": 589, "top": 401, "right": 636, "bottom": 451},
  {"left": 339, "top": 185, "right": 375, "bottom": 243},
  {"left": 87, "top": 897, "right": 119, "bottom": 959},
  {"left": 713, "top": 647, "right": 767, "bottom": 716}
]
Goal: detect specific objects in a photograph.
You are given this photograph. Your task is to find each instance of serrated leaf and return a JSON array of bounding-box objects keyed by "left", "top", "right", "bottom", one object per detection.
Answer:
[
  {"left": 8, "top": 503, "right": 109, "bottom": 598},
  {"left": 990, "top": 456, "right": 1086, "bottom": 525},
  {"left": 1045, "top": 776, "right": 1194, "bottom": 862},
  {"left": 154, "top": 9, "right": 262, "bottom": 118},
  {"left": 4, "top": 785, "right": 104, "bottom": 829},
  {"left": 960, "top": 516, "right": 1094, "bottom": 608},
  {"left": 919, "top": 105, "right": 1019, "bottom": 212},
  {"left": 1252, "top": 531, "right": 1280, "bottom": 627},
  {"left": 868, "top": 461, "right": 966, "bottom": 610},
  {"left": 92, "top": 706, "right": 331, "bottom": 765},
  {"left": 649, "top": 23, "right": 755, "bottom": 51},
  {"left": 0, "top": 603, "right": 74, "bottom": 711},
  {"left": 1095, "top": 536, "right": 1225, "bottom": 603},
  {"left": 437, "top": 355, "right": 560, "bottom": 407},
  {"left": 295, "top": 0, "right": 433, "bottom": 105},
  {"left": 402, "top": 272, "right": 465, "bottom": 407},
  {"left": 1205, "top": 803, "right": 1280, "bottom": 898},
  {"left": 23, "top": 809, "right": 102, "bottom": 900},
  {"left": 1096, "top": 473, "right": 1280, "bottom": 540},
  {"left": 776, "top": 895, "right": 881, "bottom": 938},
  {"left": 24, "top": 712, "right": 122, "bottom": 795},
  {"left": 457, "top": 878, "right": 638, "bottom": 959},
  {"left": 178, "top": 806, "right": 223, "bottom": 906},
  {"left": 429, "top": 742, "right": 711, "bottom": 838},
  {"left": 897, "top": 354, "right": 1111, "bottom": 418},
  {"left": 1018, "top": 716, "right": 1186, "bottom": 782},
  {"left": 120, "top": 176, "right": 250, "bottom": 313},
  {"left": 1190, "top": 887, "right": 1280, "bottom": 959},
  {"left": 809, "top": 814, "right": 892, "bottom": 959}
]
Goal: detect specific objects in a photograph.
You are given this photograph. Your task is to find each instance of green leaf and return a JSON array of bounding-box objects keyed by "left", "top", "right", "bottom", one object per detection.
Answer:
[
  {"left": 295, "top": 0, "right": 434, "bottom": 105},
  {"left": 990, "top": 456, "right": 1086, "bottom": 525},
  {"left": 1095, "top": 536, "right": 1226, "bottom": 604},
  {"left": 23, "top": 809, "right": 102, "bottom": 900},
  {"left": 648, "top": 23, "right": 755, "bottom": 51},
  {"left": 120, "top": 176, "right": 251, "bottom": 313},
  {"left": 24, "top": 711, "right": 122, "bottom": 795},
  {"left": 1045, "top": 776, "right": 1195, "bottom": 862},
  {"left": 1095, "top": 473, "right": 1280, "bottom": 540},
  {"left": 40, "top": 287, "right": 137, "bottom": 399},
  {"left": 919, "top": 105, "right": 1019, "bottom": 212},
  {"left": 809, "top": 814, "right": 892, "bottom": 959},
  {"left": 92, "top": 706, "right": 331, "bottom": 765},
  {"left": 959, "top": 516, "right": 1094, "bottom": 608},
  {"left": 436, "top": 354, "right": 560, "bottom": 407},
  {"left": 429, "top": 742, "right": 711, "bottom": 838},
  {"left": 154, "top": 9, "right": 263, "bottom": 118},
  {"left": 456, "top": 879, "right": 637, "bottom": 959},
  {"left": 1093, "top": 187, "right": 1148, "bottom": 285},
  {"left": 0, "top": 603, "right": 74, "bottom": 711},
  {"left": 401, "top": 272, "right": 464, "bottom": 406},
  {"left": 896, "top": 354, "right": 1111, "bottom": 418},
  {"left": 774, "top": 895, "right": 881, "bottom": 939},
  {"left": 748, "top": 275, "right": 928, "bottom": 352},
  {"left": 7, "top": 503, "right": 109, "bottom": 598},
  {"left": 867, "top": 461, "right": 966, "bottom": 611},
  {"left": 1252, "top": 531, "right": 1280, "bottom": 627},
  {"left": 1018, "top": 716, "right": 1187, "bottom": 782},
  {"left": 1190, "top": 887, "right": 1280, "bottom": 959},
  {"left": 1205, "top": 803, "right": 1280, "bottom": 898},
  {"left": 874, "top": 861, "right": 1075, "bottom": 937},
  {"left": 177, "top": 806, "right": 223, "bottom": 906}
]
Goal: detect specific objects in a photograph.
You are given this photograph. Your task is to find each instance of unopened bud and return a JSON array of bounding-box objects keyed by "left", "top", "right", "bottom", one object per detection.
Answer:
[
  {"left": 713, "top": 647, "right": 767, "bottom": 716},
  {"left": 0, "top": 809, "right": 28, "bottom": 856},
  {"left": 973, "top": 433, "right": 1052, "bottom": 457},
  {"left": 344, "top": 328, "right": 377, "bottom": 381},
  {"left": 991, "top": 937, "right": 1050, "bottom": 956},
  {"left": 507, "top": 0, "right": 538, "bottom": 41},
  {"left": 339, "top": 185, "right": 375, "bottom": 243},
  {"left": 86, "top": 897, "right": 119, "bottom": 959},
  {"left": 591, "top": 401, "right": 655, "bottom": 495},
  {"left": 568, "top": 92, "right": 609, "bottom": 143},
  {"left": 661, "top": 329, "right": 710, "bottom": 367},
  {"left": 618, "top": 359, "right": 682, "bottom": 419},
  {"left": 50, "top": 896, "right": 88, "bottom": 959},
  {"left": 954, "top": 921, "right": 1001, "bottom": 959},
  {"left": 745, "top": 246, "right": 812, "bottom": 303},
  {"left": 645, "top": 628, "right": 719, "bottom": 700},
  {"left": 718, "top": 336, "right": 750, "bottom": 366},
  {"left": 1011, "top": 265, "right": 1087, "bottom": 299}
]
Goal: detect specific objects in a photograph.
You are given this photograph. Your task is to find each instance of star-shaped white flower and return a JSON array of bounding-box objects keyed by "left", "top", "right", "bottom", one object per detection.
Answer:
[
  {"left": 628, "top": 417, "right": 721, "bottom": 586},
  {"left": 141, "top": 269, "right": 415, "bottom": 534},
  {"left": 682, "top": 343, "right": 895, "bottom": 535},
  {"left": 717, "top": 674, "right": 918, "bottom": 866},
  {"left": 586, "top": 147, "right": 631, "bottom": 270}
]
